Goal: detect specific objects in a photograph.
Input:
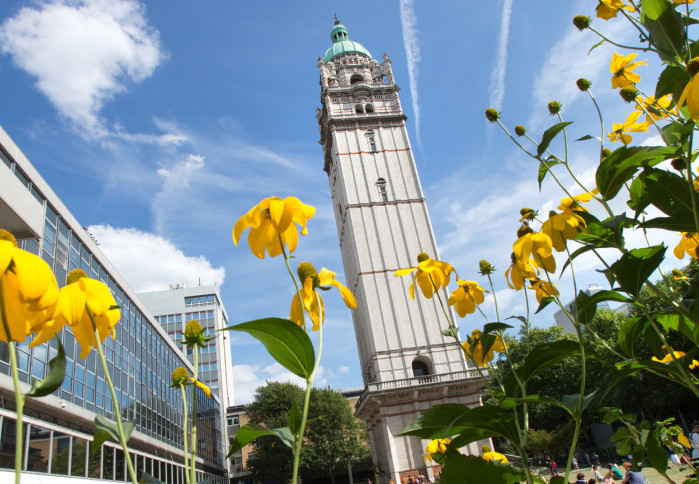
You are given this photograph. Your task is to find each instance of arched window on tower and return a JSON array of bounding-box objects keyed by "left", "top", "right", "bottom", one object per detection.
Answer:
[
  {"left": 412, "top": 358, "right": 432, "bottom": 377},
  {"left": 365, "top": 103, "right": 374, "bottom": 113},
  {"left": 366, "top": 129, "right": 377, "bottom": 152},
  {"left": 376, "top": 178, "right": 388, "bottom": 202},
  {"left": 350, "top": 74, "right": 364, "bottom": 85},
  {"left": 355, "top": 104, "right": 364, "bottom": 114}
]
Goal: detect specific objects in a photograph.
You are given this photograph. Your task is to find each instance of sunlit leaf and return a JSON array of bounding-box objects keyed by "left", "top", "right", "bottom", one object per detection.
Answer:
[
  {"left": 596, "top": 146, "right": 674, "bottom": 201},
  {"left": 611, "top": 245, "right": 666, "bottom": 297},
  {"left": 537, "top": 122, "right": 573, "bottom": 158},
  {"left": 25, "top": 339, "right": 66, "bottom": 398},
  {"left": 440, "top": 453, "right": 524, "bottom": 484}
]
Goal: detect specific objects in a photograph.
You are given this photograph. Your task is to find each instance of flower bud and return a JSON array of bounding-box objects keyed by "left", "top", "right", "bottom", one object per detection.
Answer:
[
  {"left": 573, "top": 15, "right": 591, "bottom": 31},
  {"left": 517, "top": 225, "right": 534, "bottom": 238},
  {"left": 478, "top": 260, "right": 494, "bottom": 275},
  {"left": 688, "top": 57, "right": 699, "bottom": 77},
  {"left": 0, "top": 229, "right": 17, "bottom": 247},
  {"left": 601, "top": 148, "right": 612, "bottom": 159},
  {"left": 671, "top": 157, "right": 687, "bottom": 171},
  {"left": 576, "top": 78, "right": 592, "bottom": 92},
  {"left": 548, "top": 101, "right": 562, "bottom": 115},
  {"left": 519, "top": 208, "right": 535, "bottom": 221},
  {"left": 171, "top": 367, "right": 190, "bottom": 387},
  {"left": 67, "top": 268, "right": 88, "bottom": 285},
  {"left": 485, "top": 108, "right": 500, "bottom": 123},
  {"left": 297, "top": 262, "right": 318, "bottom": 285},
  {"left": 514, "top": 125, "right": 527, "bottom": 137},
  {"left": 417, "top": 252, "right": 431, "bottom": 263},
  {"left": 619, "top": 86, "right": 639, "bottom": 103}
]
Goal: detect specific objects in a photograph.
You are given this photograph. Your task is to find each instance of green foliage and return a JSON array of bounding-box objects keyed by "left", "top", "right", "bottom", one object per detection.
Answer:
[
  {"left": 92, "top": 415, "right": 135, "bottom": 453},
  {"left": 439, "top": 453, "right": 525, "bottom": 484},
  {"left": 25, "top": 339, "right": 66, "bottom": 398}
]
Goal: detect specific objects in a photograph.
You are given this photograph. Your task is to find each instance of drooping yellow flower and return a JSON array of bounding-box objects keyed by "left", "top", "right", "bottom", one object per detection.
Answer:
[
  {"left": 677, "top": 62, "right": 699, "bottom": 121},
  {"left": 233, "top": 196, "right": 316, "bottom": 259},
  {"left": 608, "top": 111, "right": 650, "bottom": 145},
  {"left": 425, "top": 438, "right": 451, "bottom": 462},
  {"left": 0, "top": 231, "right": 59, "bottom": 343},
  {"left": 37, "top": 269, "right": 120, "bottom": 359},
  {"left": 395, "top": 253, "right": 455, "bottom": 300},
  {"left": 513, "top": 232, "right": 556, "bottom": 274},
  {"left": 558, "top": 188, "right": 599, "bottom": 212},
  {"left": 529, "top": 278, "right": 560, "bottom": 303},
  {"left": 610, "top": 52, "right": 646, "bottom": 89},
  {"left": 596, "top": 0, "right": 635, "bottom": 20},
  {"left": 541, "top": 211, "right": 585, "bottom": 252},
  {"left": 462, "top": 329, "right": 507, "bottom": 367},
  {"left": 170, "top": 367, "right": 212, "bottom": 397},
  {"left": 673, "top": 0, "right": 695, "bottom": 4},
  {"left": 672, "top": 269, "right": 689, "bottom": 281},
  {"left": 448, "top": 281, "right": 488, "bottom": 318},
  {"left": 505, "top": 259, "right": 537, "bottom": 290},
  {"left": 193, "top": 378, "right": 211, "bottom": 398},
  {"left": 674, "top": 232, "right": 699, "bottom": 259},
  {"left": 290, "top": 263, "right": 356, "bottom": 331},
  {"left": 482, "top": 444, "right": 508, "bottom": 463},
  {"left": 652, "top": 347, "right": 699, "bottom": 370},
  {"left": 635, "top": 94, "right": 672, "bottom": 122}
]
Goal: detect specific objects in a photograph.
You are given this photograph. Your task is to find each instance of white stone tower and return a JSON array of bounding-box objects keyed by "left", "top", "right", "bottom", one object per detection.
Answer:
[{"left": 317, "top": 20, "right": 485, "bottom": 484}]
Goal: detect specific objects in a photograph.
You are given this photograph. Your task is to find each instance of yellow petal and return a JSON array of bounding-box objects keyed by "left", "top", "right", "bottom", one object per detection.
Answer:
[{"left": 194, "top": 379, "right": 211, "bottom": 398}]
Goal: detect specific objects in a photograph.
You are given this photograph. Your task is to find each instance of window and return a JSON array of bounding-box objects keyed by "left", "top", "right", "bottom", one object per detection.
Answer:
[
  {"left": 376, "top": 178, "right": 388, "bottom": 202},
  {"left": 365, "top": 103, "right": 374, "bottom": 113},
  {"left": 355, "top": 104, "right": 364, "bottom": 114},
  {"left": 412, "top": 359, "right": 430, "bottom": 377},
  {"left": 350, "top": 74, "right": 363, "bottom": 84},
  {"left": 366, "top": 130, "right": 377, "bottom": 152}
]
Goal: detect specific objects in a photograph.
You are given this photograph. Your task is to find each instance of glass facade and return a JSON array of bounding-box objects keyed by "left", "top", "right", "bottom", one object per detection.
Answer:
[{"left": 0, "top": 142, "right": 227, "bottom": 481}]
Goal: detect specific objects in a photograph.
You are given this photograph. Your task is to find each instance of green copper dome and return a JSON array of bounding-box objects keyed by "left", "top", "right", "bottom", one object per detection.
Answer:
[{"left": 323, "top": 22, "right": 372, "bottom": 63}]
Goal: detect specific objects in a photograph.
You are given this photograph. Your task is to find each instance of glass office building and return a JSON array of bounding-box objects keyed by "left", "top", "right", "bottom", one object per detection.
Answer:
[{"left": 0, "top": 126, "right": 227, "bottom": 483}]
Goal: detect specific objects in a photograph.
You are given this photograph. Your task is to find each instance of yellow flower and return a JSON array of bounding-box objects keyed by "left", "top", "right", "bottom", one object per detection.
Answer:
[
  {"left": 505, "top": 259, "right": 537, "bottom": 290},
  {"left": 448, "top": 281, "right": 488, "bottom": 317},
  {"left": 610, "top": 52, "right": 646, "bottom": 89},
  {"left": 37, "top": 269, "right": 120, "bottom": 359},
  {"left": 193, "top": 378, "right": 211, "bottom": 398},
  {"left": 673, "top": 0, "right": 695, "bottom": 4},
  {"left": 652, "top": 348, "right": 699, "bottom": 370},
  {"left": 635, "top": 95, "right": 672, "bottom": 121},
  {"left": 425, "top": 438, "right": 452, "bottom": 462},
  {"left": 0, "top": 232, "right": 59, "bottom": 343},
  {"left": 395, "top": 253, "right": 455, "bottom": 300},
  {"left": 672, "top": 269, "right": 689, "bottom": 281},
  {"left": 677, "top": 70, "right": 699, "bottom": 121},
  {"left": 482, "top": 444, "right": 508, "bottom": 463},
  {"left": 233, "top": 196, "right": 316, "bottom": 259},
  {"left": 674, "top": 232, "right": 699, "bottom": 259},
  {"left": 290, "top": 263, "right": 356, "bottom": 331},
  {"left": 596, "top": 0, "right": 635, "bottom": 19},
  {"left": 541, "top": 211, "right": 585, "bottom": 252},
  {"left": 529, "top": 278, "right": 560, "bottom": 303},
  {"left": 558, "top": 188, "right": 599, "bottom": 212},
  {"left": 513, "top": 232, "right": 556, "bottom": 274},
  {"left": 462, "top": 329, "right": 506, "bottom": 367},
  {"left": 170, "top": 367, "right": 211, "bottom": 397},
  {"left": 608, "top": 111, "right": 650, "bottom": 145}
]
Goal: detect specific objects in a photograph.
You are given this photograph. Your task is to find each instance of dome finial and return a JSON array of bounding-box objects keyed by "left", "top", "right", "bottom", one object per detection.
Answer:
[{"left": 334, "top": 14, "right": 340, "bottom": 25}]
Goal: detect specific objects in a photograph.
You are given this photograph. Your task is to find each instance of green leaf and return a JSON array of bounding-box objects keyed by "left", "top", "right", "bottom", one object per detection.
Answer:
[
  {"left": 483, "top": 322, "right": 513, "bottom": 333},
  {"left": 440, "top": 454, "right": 524, "bottom": 484},
  {"left": 534, "top": 296, "right": 555, "bottom": 314},
  {"left": 288, "top": 401, "right": 302, "bottom": 438},
  {"left": 588, "top": 39, "right": 605, "bottom": 54},
  {"left": 227, "top": 423, "right": 294, "bottom": 457},
  {"left": 639, "top": 213, "right": 698, "bottom": 232},
  {"left": 504, "top": 341, "right": 581, "bottom": 396},
  {"left": 640, "top": 0, "right": 685, "bottom": 62},
  {"left": 655, "top": 312, "right": 699, "bottom": 346},
  {"left": 560, "top": 391, "right": 597, "bottom": 415},
  {"left": 575, "top": 212, "right": 627, "bottom": 249},
  {"left": 538, "top": 158, "right": 563, "bottom": 189},
  {"left": 611, "top": 245, "right": 666, "bottom": 297},
  {"left": 629, "top": 168, "right": 698, "bottom": 220},
  {"left": 224, "top": 318, "right": 315, "bottom": 379},
  {"left": 655, "top": 65, "right": 690, "bottom": 100},
  {"left": 499, "top": 394, "right": 574, "bottom": 417},
  {"left": 575, "top": 134, "right": 598, "bottom": 141},
  {"left": 618, "top": 316, "right": 664, "bottom": 357},
  {"left": 25, "top": 339, "right": 66, "bottom": 398},
  {"left": 596, "top": 146, "right": 675, "bottom": 201},
  {"left": 599, "top": 360, "right": 685, "bottom": 402},
  {"left": 139, "top": 472, "right": 165, "bottom": 484},
  {"left": 575, "top": 289, "right": 630, "bottom": 326},
  {"left": 537, "top": 122, "right": 573, "bottom": 158},
  {"left": 92, "top": 414, "right": 135, "bottom": 452}
]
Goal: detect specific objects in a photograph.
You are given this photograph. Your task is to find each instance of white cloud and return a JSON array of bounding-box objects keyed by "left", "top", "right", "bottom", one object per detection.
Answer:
[
  {"left": 489, "top": 0, "right": 514, "bottom": 111},
  {"left": 0, "top": 0, "right": 163, "bottom": 138},
  {"left": 231, "top": 363, "right": 329, "bottom": 405},
  {"left": 337, "top": 365, "right": 350, "bottom": 374},
  {"left": 399, "top": 0, "right": 421, "bottom": 145},
  {"left": 87, "top": 224, "right": 225, "bottom": 293}
]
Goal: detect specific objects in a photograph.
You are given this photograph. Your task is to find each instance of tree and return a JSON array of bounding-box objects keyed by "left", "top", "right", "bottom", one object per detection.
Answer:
[{"left": 244, "top": 381, "right": 371, "bottom": 484}]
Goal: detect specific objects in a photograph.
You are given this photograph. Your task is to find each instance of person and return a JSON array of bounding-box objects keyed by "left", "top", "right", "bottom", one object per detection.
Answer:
[
  {"left": 593, "top": 465, "right": 604, "bottom": 482},
  {"left": 574, "top": 472, "right": 587, "bottom": 484},
  {"left": 621, "top": 462, "right": 646, "bottom": 484},
  {"left": 573, "top": 455, "right": 579, "bottom": 470},
  {"left": 594, "top": 454, "right": 600, "bottom": 466},
  {"left": 588, "top": 480, "right": 596, "bottom": 484},
  {"left": 408, "top": 477, "right": 413, "bottom": 484},
  {"left": 610, "top": 464, "right": 624, "bottom": 480},
  {"left": 550, "top": 459, "right": 558, "bottom": 476},
  {"left": 691, "top": 423, "right": 699, "bottom": 460}
]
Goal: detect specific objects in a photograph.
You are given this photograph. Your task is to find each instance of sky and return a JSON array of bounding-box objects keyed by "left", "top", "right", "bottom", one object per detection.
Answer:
[{"left": 0, "top": 0, "right": 681, "bottom": 404}]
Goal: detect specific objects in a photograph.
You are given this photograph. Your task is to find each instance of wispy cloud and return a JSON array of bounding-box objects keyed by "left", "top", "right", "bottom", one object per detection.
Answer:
[
  {"left": 489, "top": 0, "right": 514, "bottom": 111},
  {"left": 0, "top": 0, "right": 164, "bottom": 139},
  {"left": 231, "top": 363, "right": 329, "bottom": 405},
  {"left": 399, "top": 0, "right": 421, "bottom": 145}
]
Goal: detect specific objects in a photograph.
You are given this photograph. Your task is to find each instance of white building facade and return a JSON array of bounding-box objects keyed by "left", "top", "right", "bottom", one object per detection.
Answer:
[{"left": 316, "top": 21, "right": 486, "bottom": 484}]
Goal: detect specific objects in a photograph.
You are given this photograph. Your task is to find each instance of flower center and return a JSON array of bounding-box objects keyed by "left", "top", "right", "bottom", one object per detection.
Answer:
[
  {"left": 0, "top": 229, "right": 17, "bottom": 247},
  {"left": 67, "top": 269, "right": 88, "bottom": 285},
  {"left": 688, "top": 57, "right": 699, "bottom": 77},
  {"left": 185, "top": 319, "right": 203, "bottom": 336},
  {"left": 297, "top": 262, "right": 318, "bottom": 285},
  {"left": 416, "top": 252, "right": 430, "bottom": 263},
  {"left": 171, "top": 367, "right": 189, "bottom": 386}
]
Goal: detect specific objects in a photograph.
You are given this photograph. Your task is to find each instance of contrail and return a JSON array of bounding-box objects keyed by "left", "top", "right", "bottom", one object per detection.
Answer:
[
  {"left": 489, "top": 0, "right": 514, "bottom": 110},
  {"left": 399, "top": 0, "right": 421, "bottom": 146}
]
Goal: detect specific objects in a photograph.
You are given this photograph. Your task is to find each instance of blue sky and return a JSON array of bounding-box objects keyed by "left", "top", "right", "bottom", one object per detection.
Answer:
[{"left": 0, "top": 0, "right": 677, "bottom": 404}]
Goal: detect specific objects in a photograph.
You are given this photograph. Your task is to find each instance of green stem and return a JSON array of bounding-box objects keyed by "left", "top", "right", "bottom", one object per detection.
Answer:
[
  {"left": 281, "top": 239, "right": 306, "bottom": 331},
  {"left": 90, "top": 312, "right": 138, "bottom": 484},
  {"left": 291, "top": 291, "right": 325, "bottom": 484},
  {"left": 0, "top": 279, "right": 23, "bottom": 484},
  {"left": 191, "top": 344, "right": 199, "bottom": 484},
  {"left": 180, "top": 385, "right": 191, "bottom": 484},
  {"left": 684, "top": 129, "right": 699, "bottom": 235},
  {"left": 586, "top": 90, "right": 605, "bottom": 155},
  {"left": 9, "top": 341, "right": 23, "bottom": 484},
  {"left": 645, "top": 280, "right": 699, "bottom": 326},
  {"left": 428, "top": 274, "right": 457, "bottom": 333},
  {"left": 589, "top": 25, "right": 656, "bottom": 52}
]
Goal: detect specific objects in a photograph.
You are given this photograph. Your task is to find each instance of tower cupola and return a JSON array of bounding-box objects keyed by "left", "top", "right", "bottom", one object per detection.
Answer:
[{"left": 323, "top": 20, "right": 371, "bottom": 63}]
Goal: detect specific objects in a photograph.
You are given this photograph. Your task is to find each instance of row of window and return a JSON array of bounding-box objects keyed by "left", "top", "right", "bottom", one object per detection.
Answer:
[
  {"left": 185, "top": 295, "right": 216, "bottom": 306},
  {"left": 0, "top": 413, "right": 226, "bottom": 484}
]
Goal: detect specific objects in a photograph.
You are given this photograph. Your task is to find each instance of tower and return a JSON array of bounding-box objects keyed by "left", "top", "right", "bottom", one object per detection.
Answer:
[{"left": 317, "top": 21, "right": 486, "bottom": 484}]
